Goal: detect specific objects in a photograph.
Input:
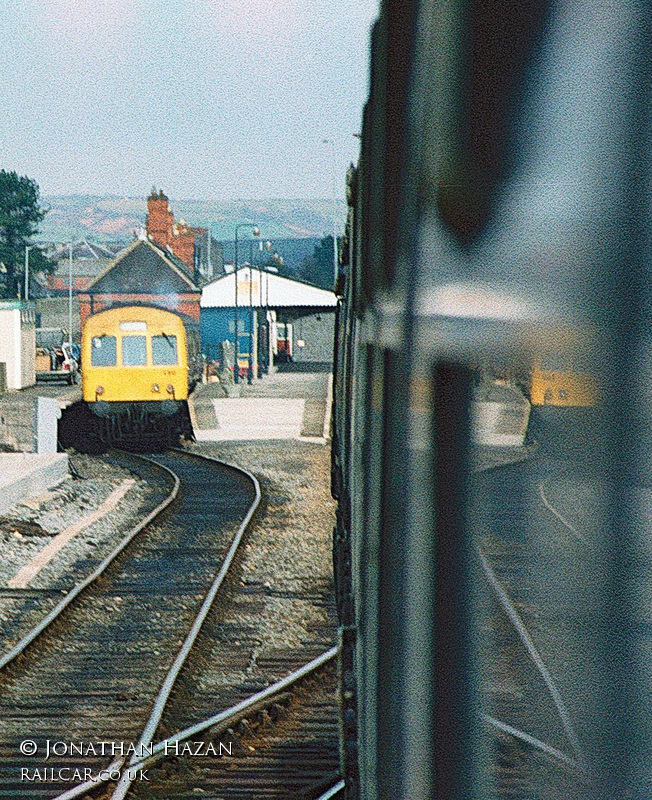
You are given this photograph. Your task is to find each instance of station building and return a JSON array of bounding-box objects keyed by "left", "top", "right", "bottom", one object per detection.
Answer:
[
  {"left": 200, "top": 267, "right": 337, "bottom": 378},
  {"left": 72, "top": 189, "right": 220, "bottom": 334}
]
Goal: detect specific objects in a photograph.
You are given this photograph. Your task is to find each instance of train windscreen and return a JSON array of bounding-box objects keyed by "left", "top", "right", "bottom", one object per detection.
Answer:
[
  {"left": 121, "top": 336, "right": 147, "bottom": 367},
  {"left": 91, "top": 336, "right": 116, "bottom": 367},
  {"left": 152, "top": 335, "right": 178, "bottom": 366}
]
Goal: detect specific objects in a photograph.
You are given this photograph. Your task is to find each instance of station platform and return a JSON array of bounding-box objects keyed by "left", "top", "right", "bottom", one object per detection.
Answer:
[
  {"left": 0, "top": 384, "right": 81, "bottom": 452},
  {"left": 189, "top": 372, "right": 529, "bottom": 446},
  {"left": 189, "top": 370, "right": 331, "bottom": 442},
  {"left": 0, "top": 453, "right": 69, "bottom": 515},
  {"left": 472, "top": 381, "right": 531, "bottom": 447}
]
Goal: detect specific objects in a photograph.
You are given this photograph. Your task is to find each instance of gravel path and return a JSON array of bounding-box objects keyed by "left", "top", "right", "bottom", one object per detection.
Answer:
[{"left": 168, "top": 439, "right": 337, "bottom": 707}]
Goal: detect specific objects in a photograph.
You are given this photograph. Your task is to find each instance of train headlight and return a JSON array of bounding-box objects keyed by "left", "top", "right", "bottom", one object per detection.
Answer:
[
  {"left": 152, "top": 383, "right": 160, "bottom": 392},
  {"left": 96, "top": 386, "right": 104, "bottom": 395},
  {"left": 167, "top": 384, "right": 174, "bottom": 393}
]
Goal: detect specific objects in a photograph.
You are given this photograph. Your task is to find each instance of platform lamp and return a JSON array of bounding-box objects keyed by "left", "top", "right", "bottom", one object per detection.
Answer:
[
  {"left": 262, "top": 264, "right": 279, "bottom": 374},
  {"left": 234, "top": 224, "right": 259, "bottom": 383},
  {"left": 255, "top": 240, "right": 272, "bottom": 377},
  {"left": 269, "top": 254, "right": 283, "bottom": 366}
]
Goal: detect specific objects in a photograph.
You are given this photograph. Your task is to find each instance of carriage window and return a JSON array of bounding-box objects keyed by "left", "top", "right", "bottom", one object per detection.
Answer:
[
  {"left": 121, "top": 336, "right": 147, "bottom": 366},
  {"left": 91, "top": 336, "right": 116, "bottom": 366},
  {"left": 152, "top": 335, "right": 178, "bottom": 365}
]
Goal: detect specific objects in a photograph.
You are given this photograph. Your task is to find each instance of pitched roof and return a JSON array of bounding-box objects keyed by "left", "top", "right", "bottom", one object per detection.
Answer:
[
  {"left": 85, "top": 239, "right": 199, "bottom": 294},
  {"left": 53, "top": 257, "right": 114, "bottom": 278},
  {"left": 51, "top": 240, "right": 122, "bottom": 261},
  {"left": 200, "top": 267, "right": 337, "bottom": 309}
]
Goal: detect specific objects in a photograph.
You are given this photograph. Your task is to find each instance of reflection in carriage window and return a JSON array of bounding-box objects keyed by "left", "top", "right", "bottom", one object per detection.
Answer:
[
  {"left": 152, "top": 335, "right": 178, "bottom": 365},
  {"left": 121, "top": 336, "right": 147, "bottom": 366},
  {"left": 91, "top": 336, "right": 116, "bottom": 366}
]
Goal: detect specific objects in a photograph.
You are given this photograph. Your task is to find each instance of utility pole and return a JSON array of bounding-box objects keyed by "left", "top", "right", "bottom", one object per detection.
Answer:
[{"left": 24, "top": 246, "right": 32, "bottom": 302}]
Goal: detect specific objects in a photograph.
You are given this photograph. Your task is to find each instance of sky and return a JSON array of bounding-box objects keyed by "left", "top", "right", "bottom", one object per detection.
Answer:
[{"left": 0, "top": 0, "right": 379, "bottom": 201}]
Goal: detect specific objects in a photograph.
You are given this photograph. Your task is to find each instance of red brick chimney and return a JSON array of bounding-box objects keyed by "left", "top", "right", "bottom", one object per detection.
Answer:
[
  {"left": 146, "top": 188, "right": 173, "bottom": 247},
  {"left": 146, "top": 188, "right": 196, "bottom": 272},
  {"left": 172, "top": 219, "right": 196, "bottom": 270}
]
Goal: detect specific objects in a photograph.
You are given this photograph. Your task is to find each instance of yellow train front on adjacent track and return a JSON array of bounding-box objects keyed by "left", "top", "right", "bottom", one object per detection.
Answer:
[{"left": 81, "top": 305, "right": 200, "bottom": 448}]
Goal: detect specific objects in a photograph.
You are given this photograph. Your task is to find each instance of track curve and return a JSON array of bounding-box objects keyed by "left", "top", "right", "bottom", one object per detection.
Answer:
[{"left": 0, "top": 449, "right": 259, "bottom": 799}]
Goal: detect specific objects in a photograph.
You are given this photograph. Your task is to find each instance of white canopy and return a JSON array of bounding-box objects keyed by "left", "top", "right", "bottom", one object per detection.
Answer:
[{"left": 200, "top": 267, "right": 337, "bottom": 309}]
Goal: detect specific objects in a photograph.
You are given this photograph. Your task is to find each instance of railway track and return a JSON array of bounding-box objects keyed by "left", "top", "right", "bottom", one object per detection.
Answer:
[
  {"left": 475, "top": 455, "right": 595, "bottom": 798},
  {"left": 0, "top": 449, "right": 259, "bottom": 798},
  {"left": 68, "top": 647, "right": 342, "bottom": 800},
  {"left": 0, "top": 453, "right": 176, "bottom": 670}
]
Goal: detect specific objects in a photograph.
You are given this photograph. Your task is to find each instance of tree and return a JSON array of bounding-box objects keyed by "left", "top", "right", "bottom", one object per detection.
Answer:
[
  {"left": 0, "top": 170, "right": 52, "bottom": 298},
  {"left": 298, "top": 235, "right": 339, "bottom": 290}
]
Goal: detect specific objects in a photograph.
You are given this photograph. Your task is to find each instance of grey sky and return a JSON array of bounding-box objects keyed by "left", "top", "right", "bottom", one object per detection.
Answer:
[{"left": 1, "top": 0, "right": 378, "bottom": 201}]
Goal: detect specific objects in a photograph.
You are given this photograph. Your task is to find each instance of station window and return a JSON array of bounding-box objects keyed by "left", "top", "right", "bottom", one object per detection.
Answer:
[
  {"left": 152, "top": 334, "right": 178, "bottom": 365},
  {"left": 91, "top": 336, "right": 116, "bottom": 367},
  {"left": 121, "top": 336, "right": 147, "bottom": 366}
]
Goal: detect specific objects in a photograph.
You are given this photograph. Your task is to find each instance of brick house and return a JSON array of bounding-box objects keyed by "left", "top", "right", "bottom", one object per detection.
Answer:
[{"left": 77, "top": 238, "right": 201, "bottom": 329}]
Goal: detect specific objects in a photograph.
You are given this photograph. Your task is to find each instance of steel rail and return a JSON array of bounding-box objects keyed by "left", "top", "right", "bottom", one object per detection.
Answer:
[
  {"left": 0, "top": 454, "right": 180, "bottom": 672},
  {"left": 537, "top": 480, "right": 591, "bottom": 547},
  {"left": 49, "top": 646, "right": 338, "bottom": 800},
  {"left": 314, "top": 779, "right": 346, "bottom": 799},
  {"left": 108, "top": 449, "right": 261, "bottom": 800},
  {"left": 476, "top": 545, "right": 587, "bottom": 769}
]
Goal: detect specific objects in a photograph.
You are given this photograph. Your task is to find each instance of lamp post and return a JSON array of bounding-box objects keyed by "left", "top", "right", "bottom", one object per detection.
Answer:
[
  {"left": 206, "top": 224, "right": 212, "bottom": 280},
  {"left": 265, "top": 263, "right": 279, "bottom": 373},
  {"left": 248, "top": 242, "right": 254, "bottom": 384},
  {"left": 323, "top": 138, "right": 338, "bottom": 288},
  {"left": 270, "top": 253, "right": 285, "bottom": 364},
  {"left": 234, "top": 224, "right": 259, "bottom": 383},
  {"left": 254, "top": 241, "right": 272, "bottom": 377},
  {"left": 24, "top": 245, "right": 33, "bottom": 302},
  {"left": 68, "top": 242, "right": 73, "bottom": 345}
]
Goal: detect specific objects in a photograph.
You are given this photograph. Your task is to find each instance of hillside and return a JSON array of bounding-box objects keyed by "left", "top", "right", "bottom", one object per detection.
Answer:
[{"left": 38, "top": 195, "right": 347, "bottom": 245}]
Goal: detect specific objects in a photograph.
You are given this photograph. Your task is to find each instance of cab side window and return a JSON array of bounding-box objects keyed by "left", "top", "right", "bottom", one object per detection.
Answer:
[{"left": 152, "top": 335, "right": 178, "bottom": 365}]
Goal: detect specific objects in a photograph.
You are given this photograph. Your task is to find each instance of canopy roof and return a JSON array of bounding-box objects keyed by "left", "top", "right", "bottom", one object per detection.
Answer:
[{"left": 200, "top": 267, "right": 337, "bottom": 309}]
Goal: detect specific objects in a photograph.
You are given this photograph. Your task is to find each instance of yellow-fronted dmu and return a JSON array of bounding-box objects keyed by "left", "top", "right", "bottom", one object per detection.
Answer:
[{"left": 81, "top": 305, "right": 201, "bottom": 447}]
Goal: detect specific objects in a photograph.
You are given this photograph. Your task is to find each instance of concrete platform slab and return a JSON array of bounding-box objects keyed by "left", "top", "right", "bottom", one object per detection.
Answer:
[
  {"left": 472, "top": 382, "right": 531, "bottom": 447},
  {"left": 195, "top": 398, "right": 306, "bottom": 441},
  {"left": 0, "top": 453, "right": 69, "bottom": 515}
]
